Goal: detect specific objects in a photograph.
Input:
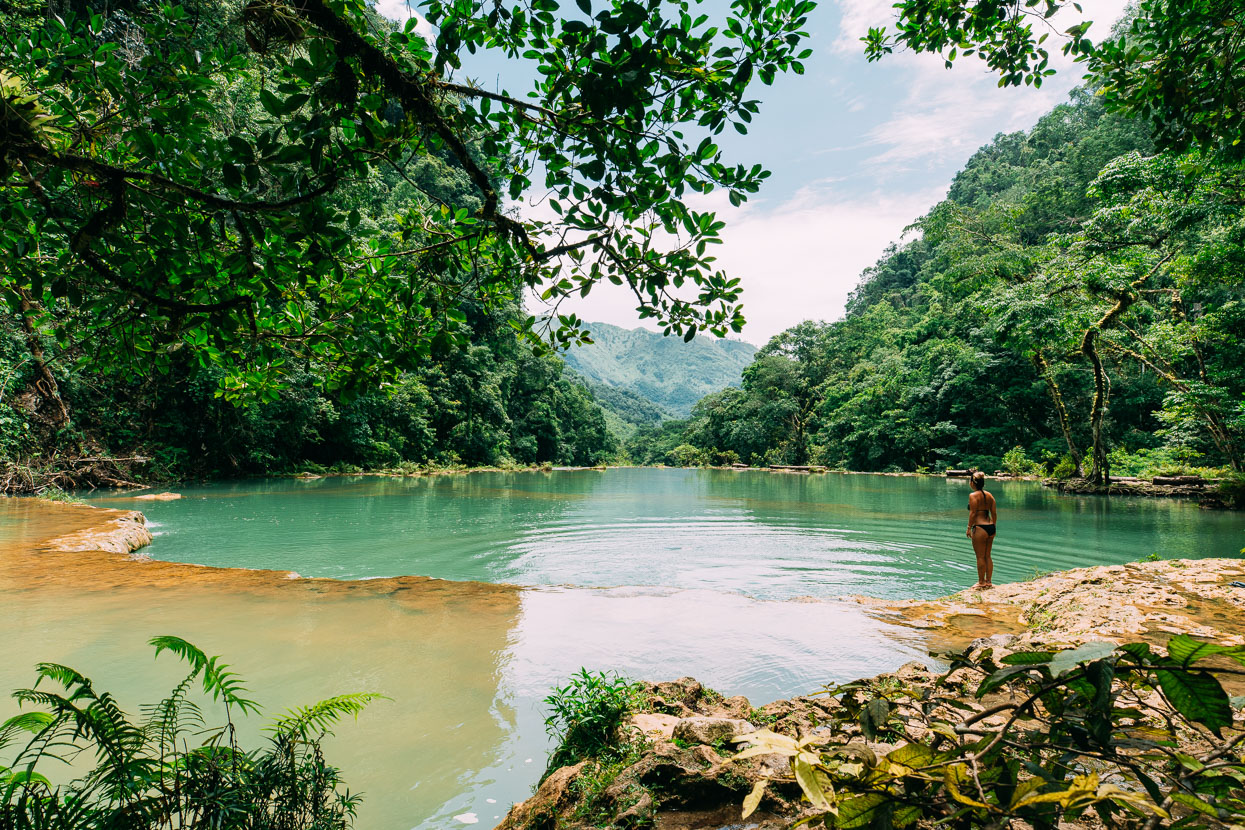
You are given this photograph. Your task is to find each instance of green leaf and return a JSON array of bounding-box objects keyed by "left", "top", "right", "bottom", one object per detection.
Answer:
[
  {"left": 860, "top": 697, "right": 890, "bottom": 740},
  {"left": 1049, "top": 641, "right": 1117, "bottom": 677},
  {"left": 886, "top": 741, "right": 935, "bottom": 769},
  {"left": 1001, "top": 651, "right": 1054, "bottom": 665},
  {"left": 1156, "top": 669, "right": 1233, "bottom": 735},
  {"left": 836, "top": 792, "right": 889, "bottom": 827},
  {"left": 1165, "top": 634, "right": 1245, "bottom": 667}
]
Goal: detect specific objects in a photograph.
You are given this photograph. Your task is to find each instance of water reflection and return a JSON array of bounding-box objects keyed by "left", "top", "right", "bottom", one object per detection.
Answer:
[{"left": 106, "top": 470, "right": 1245, "bottom": 600}]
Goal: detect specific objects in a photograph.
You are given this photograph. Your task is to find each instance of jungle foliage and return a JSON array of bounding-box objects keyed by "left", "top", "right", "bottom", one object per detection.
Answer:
[
  {"left": 652, "top": 0, "right": 1245, "bottom": 481},
  {"left": 661, "top": 89, "right": 1245, "bottom": 480},
  {"left": 0, "top": 636, "right": 377, "bottom": 829},
  {"left": 1, "top": 0, "right": 816, "bottom": 482},
  {"left": 1, "top": 0, "right": 811, "bottom": 399},
  {"left": 542, "top": 669, "right": 645, "bottom": 778},
  {"left": 736, "top": 635, "right": 1245, "bottom": 828}
]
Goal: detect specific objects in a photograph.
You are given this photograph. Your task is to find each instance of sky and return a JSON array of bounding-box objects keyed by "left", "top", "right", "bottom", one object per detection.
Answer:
[{"left": 377, "top": 0, "right": 1131, "bottom": 346}]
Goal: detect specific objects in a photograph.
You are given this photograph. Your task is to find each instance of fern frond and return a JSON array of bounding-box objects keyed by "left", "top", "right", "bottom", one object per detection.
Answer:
[
  {"left": 0, "top": 711, "right": 54, "bottom": 752},
  {"left": 150, "top": 636, "right": 260, "bottom": 714},
  {"left": 267, "top": 693, "right": 386, "bottom": 739}
]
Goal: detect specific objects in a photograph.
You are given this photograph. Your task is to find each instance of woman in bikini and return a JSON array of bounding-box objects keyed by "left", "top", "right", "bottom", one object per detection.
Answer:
[{"left": 966, "top": 471, "right": 996, "bottom": 589}]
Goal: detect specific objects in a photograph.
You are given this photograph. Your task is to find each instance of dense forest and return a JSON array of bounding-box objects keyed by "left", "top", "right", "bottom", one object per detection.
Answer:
[
  {"left": 3, "top": 0, "right": 1243, "bottom": 492},
  {"left": 640, "top": 84, "right": 1245, "bottom": 481},
  {"left": 1, "top": 0, "right": 814, "bottom": 486}
]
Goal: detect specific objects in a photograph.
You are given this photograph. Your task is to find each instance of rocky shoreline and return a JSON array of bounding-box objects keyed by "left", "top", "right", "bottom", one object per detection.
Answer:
[
  {"left": 498, "top": 558, "right": 1245, "bottom": 830},
  {"left": 1048, "top": 476, "right": 1234, "bottom": 506}
]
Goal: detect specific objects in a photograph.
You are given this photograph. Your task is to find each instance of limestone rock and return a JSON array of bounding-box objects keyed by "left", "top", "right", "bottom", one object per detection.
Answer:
[
  {"left": 494, "top": 761, "right": 585, "bottom": 830},
  {"left": 133, "top": 492, "right": 182, "bottom": 501},
  {"left": 630, "top": 713, "right": 680, "bottom": 740},
  {"left": 45, "top": 509, "right": 153, "bottom": 555},
  {"left": 671, "top": 716, "right": 756, "bottom": 746}
]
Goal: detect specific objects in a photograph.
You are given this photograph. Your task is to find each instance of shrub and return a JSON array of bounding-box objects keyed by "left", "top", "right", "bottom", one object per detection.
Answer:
[
  {"left": 666, "top": 444, "right": 706, "bottom": 467},
  {"left": 0, "top": 636, "right": 379, "bottom": 830},
  {"left": 1001, "top": 446, "right": 1044, "bottom": 476},
  {"left": 542, "top": 669, "right": 643, "bottom": 777},
  {"left": 1107, "top": 445, "right": 1229, "bottom": 479},
  {"left": 1050, "top": 454, "right": 1077, "bottom": 479},
  {"left": 735, "top": 635, "right": 1245, "bottom": 827},
  {"left": 1220, "top": 472, "right": 1245, "bottom": 508}
]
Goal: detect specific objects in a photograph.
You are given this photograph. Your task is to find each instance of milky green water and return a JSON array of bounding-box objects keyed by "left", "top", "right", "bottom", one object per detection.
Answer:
[
  {"left": 112, "top": 469, "right": 1245, "bottom": 597},
  {"left": 2, "top": 470, "right": 1242, "bottom": 830}
]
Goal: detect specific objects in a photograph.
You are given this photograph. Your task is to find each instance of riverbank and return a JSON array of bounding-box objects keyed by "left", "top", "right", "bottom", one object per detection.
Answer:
[
  {"left": 498, "top": 558, "right": 1245, "bottom": 830},
  {"left": 1048, "top": 475, "right": 1238, "bottom": 508}
]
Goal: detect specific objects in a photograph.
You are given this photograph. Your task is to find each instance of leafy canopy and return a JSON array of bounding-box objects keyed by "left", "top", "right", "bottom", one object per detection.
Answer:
[{"left": 0, "top": 0, "right": 813, "bottom": 400}]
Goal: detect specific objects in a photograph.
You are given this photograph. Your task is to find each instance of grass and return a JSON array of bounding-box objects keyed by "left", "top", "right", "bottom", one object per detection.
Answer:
[
  {"left": 748, "top": 707, "right": 779, "bottom": 726},
  {"left": 566, "top": 742, "right": 652, "bottom": 827},
  {"left": 1028, "top": 605, "right": 1058, "bottom": 634},
  {"left": 35, "top": 486, "right": 85, "bottom": 505}
]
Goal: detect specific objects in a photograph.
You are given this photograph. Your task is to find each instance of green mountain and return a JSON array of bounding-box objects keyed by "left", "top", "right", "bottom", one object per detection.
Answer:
[{"left": 562, "top": 322, "right": 757, "bottom": 419}]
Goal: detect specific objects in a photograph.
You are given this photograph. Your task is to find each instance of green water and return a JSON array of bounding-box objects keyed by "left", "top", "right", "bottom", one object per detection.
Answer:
[
  {"left": 116, "top": 469, "right": 1245, "bottom": 598},
  {"left": 3, "top": 470, "right": 1242, "bottom": 829}
]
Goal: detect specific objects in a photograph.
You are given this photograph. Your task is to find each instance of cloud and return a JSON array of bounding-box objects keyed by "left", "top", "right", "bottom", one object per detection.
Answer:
[
  {"left": 547, "top": 182, "right": 945, "bottom": 346},
  {"left": 834, "top": 0, "right": 1132, "bottom": 171},
  {"left": 373, "top": 0, "right": 434, "bottom": 37}
]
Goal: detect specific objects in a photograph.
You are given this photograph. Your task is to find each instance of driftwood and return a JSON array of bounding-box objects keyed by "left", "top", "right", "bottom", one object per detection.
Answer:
[
  {"left": 945, "top": 469, "right": 971, "bottom": 477},
  {"left": 1153, "top": 475, "right": 1206, "bottom": 486},
  {"left": 0, "top": 456, "right": 148, "bottom": 494}
]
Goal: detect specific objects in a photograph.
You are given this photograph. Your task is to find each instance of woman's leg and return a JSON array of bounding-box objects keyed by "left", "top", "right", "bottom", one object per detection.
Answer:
[
  {"left": 982, "top": 533, "right": 994, "bottom": 586},
  {"left": 970, "top": 528, "right": 989, "bottom": 587}
]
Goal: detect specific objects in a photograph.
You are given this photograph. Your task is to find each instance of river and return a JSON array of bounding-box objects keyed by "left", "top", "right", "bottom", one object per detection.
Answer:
[{"left": 2, "top": 469, "right": 1241, "bottom": 828}]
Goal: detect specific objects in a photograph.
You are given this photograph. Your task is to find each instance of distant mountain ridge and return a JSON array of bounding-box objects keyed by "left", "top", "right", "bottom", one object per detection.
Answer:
[{"left": 561, "top": 322, "right": 757, "bottom": 418}]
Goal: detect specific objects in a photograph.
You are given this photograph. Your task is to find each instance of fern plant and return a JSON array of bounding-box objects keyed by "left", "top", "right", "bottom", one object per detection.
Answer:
[{"left": 0, "top": 636, "right": 382, "bottom": 829}]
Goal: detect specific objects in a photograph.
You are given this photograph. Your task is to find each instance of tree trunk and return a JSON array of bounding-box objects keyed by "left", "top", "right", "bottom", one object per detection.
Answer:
[
  {"left": 16, "top": 289, "right": 70, "bottom": 429},
  {"left": 1081, "top": 331, "right": 1110, "bottom": 485},
  {"left": 1033, "top": 352, "right": 1082, "bottom": 476}
]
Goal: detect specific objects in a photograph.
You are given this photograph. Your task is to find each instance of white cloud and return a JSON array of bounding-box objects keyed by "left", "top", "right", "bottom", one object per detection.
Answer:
[
  {"left": 836, "top": 0, "right": 1132, "bottom": 171},
  {"left": 548, "top": 182, "right": 945, "bottom": 345},
  {"left": 373, "top": 0, "right": 434, "bottom": 37}
]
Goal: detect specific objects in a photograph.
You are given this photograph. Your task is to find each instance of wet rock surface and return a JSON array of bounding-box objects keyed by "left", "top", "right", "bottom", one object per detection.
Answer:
[
  {"left": 859, "top": 557, "right": 1245, "bottom": 653},
  {"left": 43, "top": 508, "right": 153, "bottom": 555}
]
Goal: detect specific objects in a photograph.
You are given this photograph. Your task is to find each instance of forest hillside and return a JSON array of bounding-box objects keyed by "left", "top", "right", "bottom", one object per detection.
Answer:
[
  {"left": 561, "top": 322, "right": 756, "bottom": 418},
  {"left": 635, "top": 89, "right": 1244, "bottom": 479}
]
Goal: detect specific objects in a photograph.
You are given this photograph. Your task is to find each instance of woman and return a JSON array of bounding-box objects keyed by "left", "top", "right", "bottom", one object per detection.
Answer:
[{"left": 966, "top": 471, "right": 996, "bottom": 589}]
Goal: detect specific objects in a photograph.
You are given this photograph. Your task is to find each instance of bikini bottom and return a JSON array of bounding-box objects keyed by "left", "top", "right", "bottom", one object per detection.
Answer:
[{"left": 972, "top": 524, "right": 996, "bottom": 538}]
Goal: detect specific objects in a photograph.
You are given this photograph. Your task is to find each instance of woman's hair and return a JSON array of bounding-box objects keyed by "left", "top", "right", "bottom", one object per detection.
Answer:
[{"left": 971, "top": 471, "right": 986, "bottom": 490}]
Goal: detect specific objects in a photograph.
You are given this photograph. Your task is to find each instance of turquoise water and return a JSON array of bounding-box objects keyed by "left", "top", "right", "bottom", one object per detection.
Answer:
[
  {"left": 111, "top": 469, "right": 1245, "bottom": 599},
  {"left": 3, "top": 471, "right": 1241, "bottom": 829}
]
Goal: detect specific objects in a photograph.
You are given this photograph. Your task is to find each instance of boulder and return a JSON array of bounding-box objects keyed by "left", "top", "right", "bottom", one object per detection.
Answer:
[
  {"left": 494, "top": 761, "right": 585, "bottom": 830},
  {"left": 672, "top": 716, "right": 756, "bottom": 746},
  {"left": 629, "top": 713, "right": 680, "bottom": 740}
]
